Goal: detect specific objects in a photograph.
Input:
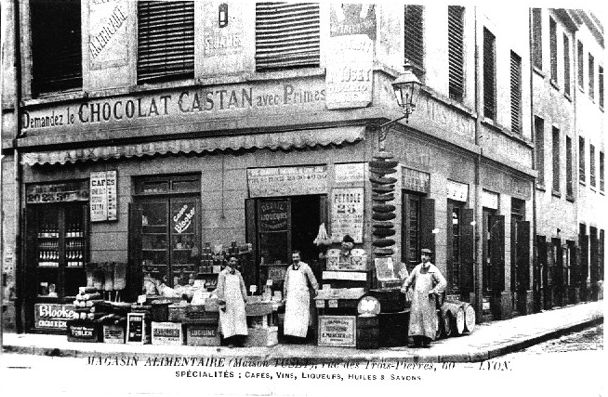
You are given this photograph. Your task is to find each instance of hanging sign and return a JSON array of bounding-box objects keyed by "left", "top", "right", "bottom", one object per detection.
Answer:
[
  {"left": 402, "top": 167, "right": 430, "bottom": 193},
  {"left": 90, "top": 171, "right": 118, "bottom": 222},
  {"left": 331, "top": 188, "right": 364, "bottom": 243},
  {"left": 247, "top": 166, "right": 328, "bottom": 198},
  {"left": 334, "top": 163, "right": 366, "bottom": 184},
  {"left": 447, "top": 180, "right": 469, "bottom": 202},
  {"left": 26, "top": 181, "right": 89, "bottom": 204}
]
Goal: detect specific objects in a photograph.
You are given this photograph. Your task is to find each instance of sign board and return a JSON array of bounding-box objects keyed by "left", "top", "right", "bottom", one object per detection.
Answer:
[
  {"left": 88, "top": 0, "right": 129, "bottom": 70},
  {"left": 481, "top": 190, "right": 500, "bottom": 210},
  {"left": 258, "top": 200, "right": 289, "bottom": 232},
  {"left": 126, "top": 312, "right": 149, "bottom": 345},
  {"left": 34, "top": 303, "right": 76, "bottom": 330},
  {"left": 447, "top": 180, "right": 469, "bottom": 202},
  {"left": 318, "top": 316, "right": 356, "bottom": 347},
  {"left": 90, "top": 171, "right": 117, "bottom": 222},
  {"left": 331, "top": 188, "right": 364, "bottom": 243},
  {"left": 402, "top": 167, "right": 430, "bottom": 193},
  {"left": 322, "top": 271, "right": 368, "bottom": 282},
  {"left": 172, "top": 202, "right": 196, "bottom": 234},
  {"left": 334, "top": 163, "right": 366, "bottom": 184},
  {"left": 201, "top": 1, "right": 246, "bottom": 75},
  {"left": 26, "top": 181, "right": 89, "bottom": 204},
  {"left": 247, "top": 166, "right": 328, "bottom": 198}
]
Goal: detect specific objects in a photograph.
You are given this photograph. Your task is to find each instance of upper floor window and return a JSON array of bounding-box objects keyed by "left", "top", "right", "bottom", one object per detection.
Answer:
[
  {"left": 589, "top": 53, "right": 595, "bottom": 100},
  {"left": 552, "top": 127, "right": 560, "bottom": 193},
  {"left": 563, "top": 34, "right": 571, "bottom": 95},
  {"left": 600, "top": 66, "right": 605, "bottom": 109},
  {"left": 255, "top": 2, "right": 320, "bottom": 71},
  {"left": 532, "top": 8, "right": 542, "bottom": 69},
  {"left": 579, "top": 136, "right": 586, "bottom": 183},
  {"left": 577, "top": 41, "right": 584, "bottom": 90},
  {"left": 535, "top": 116, "right": 545, "bottom": 186},
  {"left": 483, "top": 28, "right": 496, "bottom": 120},
  {"left": 600, "top": 151, "right": 605, "bottom": 192},
  {"left": 590, "top": 144, "right": 596, "bottom": 188},
  {"left": 137, "top": 1, "right": 194, "bottom": 84},
  {"left": 448, "top": 6, "right": 464, "bottom": 102},
  {"left": 30, "top": 0, "right": 82, "bottom": 95},
  {"left": 566, "top": 136, "right": 573, "bottom": 198},
  {"left": 404, "top": 5, "right": 424, "bottom": 75},
  {"left": 510, "top": 51, "right": 522, "bottom": 134},
  {"left": 549, "top": 17, "right": 557, "bottom": 83}
]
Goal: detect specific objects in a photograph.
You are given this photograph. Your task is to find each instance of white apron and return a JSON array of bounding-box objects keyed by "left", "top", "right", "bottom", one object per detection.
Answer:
[
  {"left": 284, "top": 266, "right": 310, "bottom": 337},
  {"left": 219, "top": 273, "right": 248, "bottom": 338},
  {"left": 408, "top": 267, "right": 438, "bottom": 340}
]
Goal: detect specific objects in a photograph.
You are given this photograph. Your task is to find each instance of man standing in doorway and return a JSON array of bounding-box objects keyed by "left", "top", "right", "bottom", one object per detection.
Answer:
[
  {"left": 283, "top": 250, "right": 319, "bottom": 342},
  {"left": 401, "top": 248, "right": 446, "bottom": 348}
]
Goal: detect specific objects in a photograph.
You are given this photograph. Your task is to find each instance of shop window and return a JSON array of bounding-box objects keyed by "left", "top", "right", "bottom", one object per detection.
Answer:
[
  {"left": 579, "top": 136, "right": 586, "bottom": 183},
  {"left": 30, "top": 0, "right": 82, "bottom": 95},
  {"left": 255, "top": 2, "right": 320, "bottom": 71},
  {"left": 566, "top": 136, "right": 573, "bottom": 199},
  {"left": 448, "top": 6, "right": 464, "bottom": 102},
  {"left": 483, "top": 28, "right": 496, "bottom": 120},
  {"left": 535, "top": 116, "right": 545, "bottom": 186},
  {"left": 552, "top": 127, "right": 560, "bottom": 193},
  {"left": 404, "top": 5, "right": 424, "bottom": 76},
  {"left": 577, "top": 41, "right": 584, "bottom": 90},
  {"left": 589, "top": 53, "right": 595, "bottom": 100},
  {"left": 564, "top": 34, "right": 571, "bottom": 95},
  {"left": 549, "top": 17, "right": 557, "bottom": 83},
  {"left": 590, "top": 144, "right": 596, "bottom": 188},
  {"left": 133, "top": 174, "right": 201, "bottom": 288},
  {"left": 137, "top": 1, "right": 194, "bottom": 84},
  {"left": 510, "top": 51, "right": 522, "bottom": 134},
  {"left": 532, "top": 8, "right": 542, "bottom": 69}
]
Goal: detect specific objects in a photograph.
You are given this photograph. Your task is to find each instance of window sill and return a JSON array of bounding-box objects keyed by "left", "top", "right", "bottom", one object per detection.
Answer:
[
  {"left": 579, "top": 180, "right": 586, "bottom": 186},
  {"left": 564, "top": 92, "right": 572, "bottom": 102},
  {"left": 533, "top": 66, "right": 545, "bottom": 78},
  {"left": 600, "top": 190, "right": 605, "bottom": 196},
  {"left": 552, "top": 190, "right": 561, "bottom": 198},
  {"left": 536, "top": 184, "right": 546, "bottom": 192},
  {"left": 590, "top": 186, "right": 597, "bottom": 193},
  {"left": 480, "top": 118, "right": 533, "bottom": 148},
  {"left": 566, "top": 194, "right": 575, "bottom": 203},
  {"left": 550, "top": 79, "right": 560, "bottom": 90},
  {"left": 578, "top": 85, "right": 585, "bottom": 94}
]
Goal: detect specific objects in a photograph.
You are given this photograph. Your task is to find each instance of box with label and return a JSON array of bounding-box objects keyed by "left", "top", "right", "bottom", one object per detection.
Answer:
[
  {"left": 126, "top": 312, "right": 151, "bottom": 345},
  {"left": 151, "top": 322, "right": 184, "bottom": 345},
  {"left": 317, "top": 315, "right": 356, "bottom": 347},
  {"left": 102, "top": 324, "right": 125, "bottom": 344},
  {"left": 243, "top": 326, "right": 278, "bottom": 347},
  {"left": 67, "top": 320, "right": 100, "bottom": 343},
  {"left": 186, "top": 323, "right": 221, "bottom": 346}
]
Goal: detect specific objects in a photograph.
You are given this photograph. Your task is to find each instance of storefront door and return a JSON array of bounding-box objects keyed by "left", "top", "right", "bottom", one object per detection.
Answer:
[{"left": 446, "top": 201, "right": 474, "bottom": 300}]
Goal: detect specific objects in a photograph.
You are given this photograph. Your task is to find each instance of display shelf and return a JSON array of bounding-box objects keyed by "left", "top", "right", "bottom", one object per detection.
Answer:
[{"left": 142, "top": 249, "right": 168, "bottom": 252}]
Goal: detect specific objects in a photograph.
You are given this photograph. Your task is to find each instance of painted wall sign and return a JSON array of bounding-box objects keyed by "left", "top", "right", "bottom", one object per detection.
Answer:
[
  {"left": 258, "top": 200, "right": 289, "bottom": 232},
  {"left": 201, "top": 1, "right": 246, "bottom": 75},
  {"left": 415, "top": 95, "right": 476, "bottom": 139},
  {"left": 334, "top": 163, "right": 366, "bottom": 184},
  {"left": 26, "top": 181, "right": 89, "bottom": 204},
  {"left": 482, "top": 167, "right": 532, "bottom": 200},
  {"left": 447, "top": 180, "right": 469, "bottom": 202},
  {"left": 247, "top": 166, "right": 328, "bottom": 198},
  {"left": 88, "top": 0, "right": 129, "bottom": 70},
  {"left": 318, "top": 315, "right": 356, "bottom": 347},
  {"left": 34, "top": 303, "right": 76, "bottom": 330},
  {"left": 402, "top": 167, "right": 430, "bottom": 193},
  {"left": 331, "top": 188, "right": 364, "bottom": 243},
  {"left": 330, "top": 4, "right": 376, "bottom": 39},
  {"left": 481, "top": 190, "right": 500, "bottom": 210},
  {"left": 90, "top": 170, "right": 117, "bottom": 222},
  {"left": 22, "top": 81, "right": 326, "bottom": 131}
]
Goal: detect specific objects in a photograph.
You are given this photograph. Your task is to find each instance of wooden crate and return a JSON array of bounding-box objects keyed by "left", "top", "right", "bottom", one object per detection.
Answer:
[
  {"left": 243, "top": 326, "right": 278, "bottom": 347},
  {"left": 317, "top": 316, "right": 356, "bottom": 347},
  {"left": 151, "top": 322, "right": 184, "bottom": 346},
  {"left": 102, "top": 324, "right": 125, "bottom": 344},
  {"left": 186, "top": 323, "right": 221, "bottom": 346},
  {"left": 67, "top": 320, "right": 101, "bottom": 343}
]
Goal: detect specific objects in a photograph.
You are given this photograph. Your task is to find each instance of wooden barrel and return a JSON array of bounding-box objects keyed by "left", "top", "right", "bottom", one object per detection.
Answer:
[
  {"left": 439, "top": 307, "right": 452, "bottom": 337},
  {"left": 442, "top": 301, "right": 465, "bottom": 336},
  {"left": 356, "top": 315, "right": 380, "bottom": 349},
  {"left": 435, "top": 310, "right": 445, "bottom": 339},
  {"left": 463, "top": 303, "right": 476, "bottom": 333},
  {"left": 379, "top": 311, "right": 408, "bottom": 347}
]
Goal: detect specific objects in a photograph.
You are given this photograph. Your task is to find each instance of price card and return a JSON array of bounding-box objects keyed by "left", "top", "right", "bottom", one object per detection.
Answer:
[
  {"left": 328, "top": 299, "right": 339, "bottom": 308},
  {"left": 137, "top": 294, "right": 147, "bottom": 304},
  {"left": 315, "top": 299, "right": 326, "bottom": 308},
  {"left": 249, "top": 285, "right": 258, "bottom": 294},
  {"left": 266, "top": 279, "right": 273, "bottom": 287}
]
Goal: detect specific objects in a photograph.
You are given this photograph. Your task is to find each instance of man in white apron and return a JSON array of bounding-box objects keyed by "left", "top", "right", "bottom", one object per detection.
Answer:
[
  {"left": 216, "top": 256, "right": 248, "bottom": 347},
  {"left": 283, "top": 251, "right": 319, "bottom": 342},
  {"left": 401, "top": 248, "right": 446, "bottom": 348}
]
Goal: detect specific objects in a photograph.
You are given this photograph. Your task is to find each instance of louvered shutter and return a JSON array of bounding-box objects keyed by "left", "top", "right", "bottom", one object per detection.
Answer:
[
  {"left": 516, "top": 221, "right": 530, "bottom": 291},
  {"left": 404, "top": 5, "right": 424, "bottom": 72},
  {"left": 137, "top": 1, "right": 194, "bottom": 83},
  {"left": 448, "top": 6, "right": 464, "bottom": 102},
  {"left": 510, "top": 52, "right": 522, "bottom": 134},
  {"left": 420, "top": 198, "right": 435, "bottom": 256},
  {"left": 489, "top": 214, "right": 505, "bottom": 292},
  {"left": 483, "top": 28, "right": 496, "bottom": 120},
  {"left": 31, "top": 0, "right": 82, "bottom": 94},
  {"left": 255, "top": 2, "right": 320, "bottom": 71},
  {"left": 460, "top": 209, "right": 475, "bottom": 295}
]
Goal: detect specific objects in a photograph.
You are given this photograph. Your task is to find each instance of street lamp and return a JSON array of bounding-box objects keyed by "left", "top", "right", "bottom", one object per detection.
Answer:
[{"left": 378, "top": 63, "right": 422, "bottom": 150}]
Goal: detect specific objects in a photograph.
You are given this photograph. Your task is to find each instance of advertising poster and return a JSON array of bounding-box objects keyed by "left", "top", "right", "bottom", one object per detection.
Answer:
[{"left": 331, "top": 188, "right": 364, "bottom": 243}]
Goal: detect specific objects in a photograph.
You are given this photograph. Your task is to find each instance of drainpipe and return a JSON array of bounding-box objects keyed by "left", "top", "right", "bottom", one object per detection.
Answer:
[
  {"left": 12, "top": 0, "right": 24, "bottom": 333},
  {"left": 528, "top": 8, "right": 539, "bottom": 313},
  {"left": 473, "top": 7, "right": 484, "bottom": 317}
]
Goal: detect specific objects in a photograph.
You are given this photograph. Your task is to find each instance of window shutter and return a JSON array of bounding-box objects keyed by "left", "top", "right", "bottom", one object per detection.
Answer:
[
  {"left": 448, "top": 6, "right": 464, "bottom": 102},
  {"left": 404, "top": 5, "right": 424, "bottom": 72},
  {"left": 255, "top": 2, "right": 320, "bottom": 71},
  {"left": 600, "top": 230, "right": 604, "bottom": 281},
  {"left": 460, "top": 208, "right": 475, "bottom": 296},
  {"left": 599, "top": 66, "right": 605, "bottom": 109},
  {"left": 588, "top": 54, "right": 595, "bottom": 99},
  {"left": 580, "top": 233, "right": 589, "bottom": 288},
  {"left": 137, "top": 1, "right": 194, "bottom": 83},
  {"left": 483, "top": 28, "right": 496, "bottom": 120},
  {"left": 510, "top": 51, "right": 522, "bottom": 134},
  {"left": 549, "top": 17, "right": 557, "bottom": 82},
  {"left": 446, "top": 202, "right": 455, "bottom": 291},
  {"left": 245, "top": 199, "right": 259, "bottom": 288},
  {"left": 577, "top": 41, "right": 584, "bottom": 89},
  {"left": 569, "top": 241, "right": 578, "bottom": 289},
  {"left": 489, "top": 214, "right": 505, "bottom": 292},
  {"left": 564, "top": 35, "right": 571, "bottom": 95},
  {"left": 420, "top": 198, "right": 435, "bottom": 257},
  {"left": 516, "top": 221, "right": 530, "bottom": 291},
  {"left": 31, "top": 0, "right": 82, "bottom": 94},
  {"left": 590, "top": 230, "right": 599, "bottom": 285},
  {"left": 532, "top": 8, "right": 542, "bottom": 69},
  {"left": 127, "top": 203, "right": 143, "bottom": 302}
]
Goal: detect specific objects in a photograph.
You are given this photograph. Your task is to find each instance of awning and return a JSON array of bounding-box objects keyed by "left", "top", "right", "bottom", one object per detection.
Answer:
[{"left": 21, "top": 126, "right": 365, "bottom": 166}]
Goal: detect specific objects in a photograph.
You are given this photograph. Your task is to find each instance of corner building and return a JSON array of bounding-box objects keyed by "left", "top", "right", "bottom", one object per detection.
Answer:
[{"left": 1, "top": 2, "right": 601, "bottom": 333}]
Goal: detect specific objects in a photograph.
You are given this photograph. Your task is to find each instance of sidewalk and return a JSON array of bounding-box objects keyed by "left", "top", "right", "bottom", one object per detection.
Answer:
[{"left": 2, "top": 301, "right": 603, "bottom": 363}]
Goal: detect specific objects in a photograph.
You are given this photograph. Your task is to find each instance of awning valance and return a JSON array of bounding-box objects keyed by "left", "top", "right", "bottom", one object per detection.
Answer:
[{"left": 21, "top": 126, "right": 365, "bottom": 166}]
